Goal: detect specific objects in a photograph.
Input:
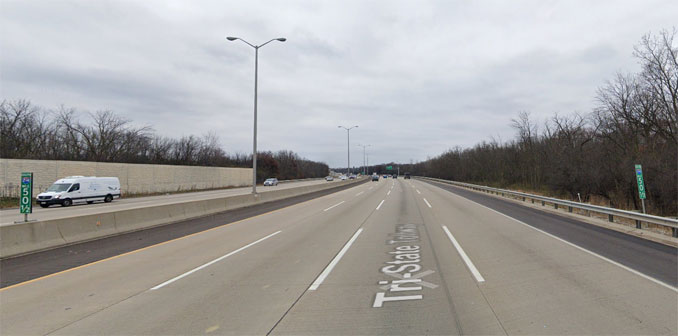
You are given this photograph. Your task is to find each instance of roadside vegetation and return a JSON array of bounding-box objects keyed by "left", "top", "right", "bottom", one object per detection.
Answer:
[
  {"left": 385, "top": 30, "right": 678, "bottom": 216},
  {"left": 0, "top": 104, "right": 329, "bottom": 183}
]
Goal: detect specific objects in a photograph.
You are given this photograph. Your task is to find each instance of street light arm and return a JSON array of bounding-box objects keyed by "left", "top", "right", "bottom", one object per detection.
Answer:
[
  {"left": 338, "top": 125, "right": 359, "bottom": 131},
  {"left": 259, "top": 37, "right": 286, "bottom": 48},
  {"left": 227, "top": 37, "right": 256, "bottom": 48}
]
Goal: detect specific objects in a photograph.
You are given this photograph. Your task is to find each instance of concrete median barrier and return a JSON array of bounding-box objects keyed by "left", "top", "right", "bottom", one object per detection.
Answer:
[{"left": 0, "top": 179, "right": 364, "bottom": 258}]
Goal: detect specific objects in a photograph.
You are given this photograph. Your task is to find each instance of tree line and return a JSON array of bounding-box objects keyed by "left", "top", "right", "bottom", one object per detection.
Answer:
[
  {"left": 378, "top": 30, "right": 677, "bottom": 216},
  {"left": 0, "top": 101, "right": 329, "bottom": 182}
]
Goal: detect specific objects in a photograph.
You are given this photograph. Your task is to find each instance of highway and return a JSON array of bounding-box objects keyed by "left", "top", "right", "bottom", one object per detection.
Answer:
[
  {"left": 0, "top": 178, "right": 336, "bottom": 225},
  {"left": 1, "top": 177, "right": 676, "bottom": 335}
]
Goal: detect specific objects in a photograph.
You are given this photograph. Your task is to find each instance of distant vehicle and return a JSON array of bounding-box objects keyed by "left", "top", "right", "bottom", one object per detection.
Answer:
[
  {"left": 349, "top": 175, "right": 356, "bottom": 179},
  {"left": 340, "top": 175, "right": 348, "bottom": 180},
  {"left": 263, "top": 178, "right": 279, "bottom": 186},
  {"left": 383, "top": 175, "right": 388, "bottom": 178},
  {"left": 325, "top": 176, "right": 334, "bottom": 181},
  {"left": 36, "top": 176, "right": 121, "bottom": 208},
  {"left": 404, "top": 172, "right": 411, "bottom": 179},
  {"left": 371, "top": 174, "right": 380, "bottom": 181},
  {"left": 393, "top": 174, "right": 398, "bottom": 179}
]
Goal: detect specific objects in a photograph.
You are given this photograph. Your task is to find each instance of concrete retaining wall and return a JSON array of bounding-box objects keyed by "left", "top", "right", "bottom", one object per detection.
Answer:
[
  {"left": 0, "top": 159, "right": 252, "bottom": 197},
  {"left": 0, "top": 178, "right": 365, "bottom": 258}
]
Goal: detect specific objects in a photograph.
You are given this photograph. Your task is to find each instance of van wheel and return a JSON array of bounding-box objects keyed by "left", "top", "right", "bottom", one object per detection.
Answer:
[
  {"left": 104, "top": 195, "right": 113, "bottom": 203},
  {"left": 87, "top": 201, "right": 94, "bottom": 204},
  {"left": 40, "top": 204, "right": 49, "bottom": 208},
  {"left": 62, "top": 199, "right": 72, "bottom": 207}
]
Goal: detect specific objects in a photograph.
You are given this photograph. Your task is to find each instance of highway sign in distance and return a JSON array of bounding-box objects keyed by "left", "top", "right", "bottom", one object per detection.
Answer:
[
  {"left": 634, "top": 164, "right": 646, "bottom": 200},
  {"left": 386, "top": 166, "right": 393, "bottom": 170},
  {"left": 20, "top": 172, "right": 33, "bottom": 214}
]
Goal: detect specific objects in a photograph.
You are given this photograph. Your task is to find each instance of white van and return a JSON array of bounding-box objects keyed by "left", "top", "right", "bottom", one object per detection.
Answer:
[{"left": 36, "top": 176, "right": 121, "bottom": 208}]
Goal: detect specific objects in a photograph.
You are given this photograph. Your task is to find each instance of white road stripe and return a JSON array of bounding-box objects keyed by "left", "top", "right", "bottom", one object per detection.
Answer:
[
  {"left": 324, "top": 201, "right": 345, "bottom": 212},
  {"left": 416, "top": 189, "right": 421, "bottom": 194},
  {"left": 309, "top": 228, "right": 363, "bottom": 290},
  {"left": 355, "top": 191, "right": 364, "bottom": 196},
  {"left": 376, "top": 200, "right": 385, "bottom": 210},
  {"left": 387, "top": 190, "right": 391, "bottom": 196},
  {"left": 423, "top": 198, "right": 432, "bottom": 208},
  {"left": 442, "top": 226, "right": 485, "bottom": 282},
  {"left": 472, "top": 203, "right": 678, "bottom": 292},
  {"left": 151, "top": 231, "right": 282, "bottom": 290}
]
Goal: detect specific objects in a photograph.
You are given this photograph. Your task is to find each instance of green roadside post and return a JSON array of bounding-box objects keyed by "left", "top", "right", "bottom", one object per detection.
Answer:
[
  {"left": 19, "top": 172, "right": 33, "bottom": 222},
  {"left": 634, "top": 164, "right": 646, "bottom": 214}
]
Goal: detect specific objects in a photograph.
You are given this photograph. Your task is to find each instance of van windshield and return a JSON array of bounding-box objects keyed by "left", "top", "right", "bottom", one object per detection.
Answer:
[{"left": 46, "top": 183, "right": 71, "bottom": 192}]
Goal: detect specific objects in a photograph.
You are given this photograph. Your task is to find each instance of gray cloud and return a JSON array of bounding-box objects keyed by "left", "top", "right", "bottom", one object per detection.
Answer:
[{"left": 2, "top": 0, "right": 676, "bottom": 168}]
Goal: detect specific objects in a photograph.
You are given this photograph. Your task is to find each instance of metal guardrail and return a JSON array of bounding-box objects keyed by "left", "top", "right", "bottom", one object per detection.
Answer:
[{"left": 417, "top": 176, "right": 678, "bottom": 237}]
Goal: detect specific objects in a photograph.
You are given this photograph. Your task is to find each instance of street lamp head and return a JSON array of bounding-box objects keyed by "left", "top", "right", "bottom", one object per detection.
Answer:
[
  {"left": 276, "top": 38, "right": 287, "bottom": 42},
  {"left": 226, "top": 36, "right": 238, "bottom": 41}
]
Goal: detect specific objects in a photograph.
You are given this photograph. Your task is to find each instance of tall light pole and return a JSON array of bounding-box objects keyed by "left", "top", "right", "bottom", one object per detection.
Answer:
[
  {"left": 357, "top": 144, "right": 370, "bottom": 175},
  {"left": 227, "top": 36, "right": 286, "bottom": 194},
  {"left": 338, "top": 125, "right": 358, "bottom": 176}
]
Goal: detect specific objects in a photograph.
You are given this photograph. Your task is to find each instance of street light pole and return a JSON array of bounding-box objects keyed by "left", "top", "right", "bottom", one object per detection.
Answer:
[
  {"left": 357, "top": 144, "right": 370, "bottom": 175},
  {"left": 227, "top": 36, "right": 286, "bottom": 194},
  {"left": 338, "top": 125, "right": 358, "bottom": 176}
]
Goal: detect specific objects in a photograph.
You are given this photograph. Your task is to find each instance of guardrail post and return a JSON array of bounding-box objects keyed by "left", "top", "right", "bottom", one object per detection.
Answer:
[
  {"left": 541, "top": 200, "right": 545, "bottom": 206},
  {"left": 635, "top": 220, "right": 641, "bottom": 229},
  {"left": 608, "top": 214, "right": 614, "bottom": 222},
  {"left": 531, "top": 199, "right": 534, "bottom": 203},
  {"left": 568, "top": 206, "right": 572, "bottom": 213},
  {"left": 522, "top": 196, "right": 525, "bottom": 201},
  {"left": 673, "top": 228, "right": 677, "bottom": 238},
  {"left": 554, "top": 203, "right": 558, "bottom": 210}
]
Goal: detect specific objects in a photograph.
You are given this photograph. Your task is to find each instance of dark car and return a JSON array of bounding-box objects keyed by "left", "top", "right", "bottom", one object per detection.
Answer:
[{"left": 404, "top": 172, "right": 411, "bottom": 179}]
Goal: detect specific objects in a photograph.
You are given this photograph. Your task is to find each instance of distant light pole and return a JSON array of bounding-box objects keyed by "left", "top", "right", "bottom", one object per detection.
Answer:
[
  {"left": 338, "top": 125, "right": 358, "bottom": 176},
  {"left": 227, "top": 36, "right": 286, "bottom": 194},
  {"left": 357, "top": 144, "right": 370, "bottom": 175},
  {"left": 366, "top": 153, "right": 369, "bottom": 174}
]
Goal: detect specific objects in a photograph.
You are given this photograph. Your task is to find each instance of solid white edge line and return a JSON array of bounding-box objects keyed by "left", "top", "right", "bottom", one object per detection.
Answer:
[
  {"left": 442, "top": 225, "right": 485, "bottom": 282},
  {"left": 309, "top": 228, "right": 363, "bottom": 290},
  {"left": 376, "top": 199, "right": 385, "bottom": 210},
  {"left": 472, "top": 203, "right": 678, "bottom": 292},
  {"left": 150, "top": 231, "right": 281, "bottom": 290},
  {"left": 423, "top": 198, "right": 432, "bottom": 208},
  {"left": 323, "top": 201, "right": 346, "bottom": 212}
]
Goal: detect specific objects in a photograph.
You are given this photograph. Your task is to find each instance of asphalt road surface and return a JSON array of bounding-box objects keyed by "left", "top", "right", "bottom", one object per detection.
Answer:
[
  {"left": 0, "top": 178, "right": 336, "bottom": 225},
  {"left": 1, "top": 178, "right": 676, "bottom": 335}
]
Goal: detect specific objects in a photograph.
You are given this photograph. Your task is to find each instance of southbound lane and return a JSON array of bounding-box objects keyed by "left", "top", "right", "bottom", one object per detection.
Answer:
[{"left": 0, "top": 178, "right": 338, "bottom": 225}]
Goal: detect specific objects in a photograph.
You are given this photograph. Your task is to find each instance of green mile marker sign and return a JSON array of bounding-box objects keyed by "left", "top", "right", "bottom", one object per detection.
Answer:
[
  {"left": 634, "top": 164, "right": 646, "bottom": 200},
  {"left": 20, "top": 172, "right": 33, "bottom": 214}
]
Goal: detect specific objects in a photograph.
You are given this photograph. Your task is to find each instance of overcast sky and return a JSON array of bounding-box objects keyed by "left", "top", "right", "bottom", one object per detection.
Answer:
[{"left": 2, "top": 1, "right": 676, "bottom": 168}]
